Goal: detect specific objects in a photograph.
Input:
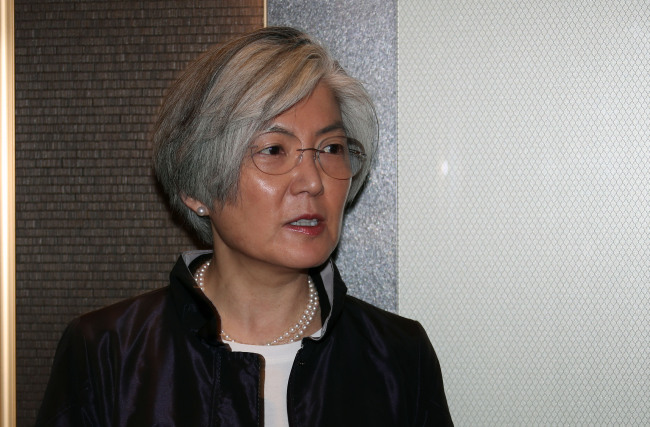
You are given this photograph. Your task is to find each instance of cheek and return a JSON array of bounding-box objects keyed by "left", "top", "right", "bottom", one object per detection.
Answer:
[
  {"left": 329, "top": 181, "right": 352, "bottom": 224},
  {"left": 236, "top": 173, "right": 285, "bottom": 213},
  {"left": 246, "top": 170, "right": 271, "bottom": 189},
  {"left": 335, "top": 180, "right": 352, "bottom": 210}
]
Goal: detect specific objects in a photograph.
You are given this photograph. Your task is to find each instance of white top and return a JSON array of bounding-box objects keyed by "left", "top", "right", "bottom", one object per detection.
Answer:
[{"left": 226, "top": 332, "right": 321, "bottom": 427}]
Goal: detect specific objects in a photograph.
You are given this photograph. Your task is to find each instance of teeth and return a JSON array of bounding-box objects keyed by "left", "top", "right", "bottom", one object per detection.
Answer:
[{"left": 291, "top": 219, "right": 319, "bottom": 226}]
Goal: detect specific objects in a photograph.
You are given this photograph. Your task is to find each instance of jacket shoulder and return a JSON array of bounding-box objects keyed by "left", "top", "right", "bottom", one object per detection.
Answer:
[
  {"left": 319, "top": 295, "right": 453, "bottom": 425},
  {"left": 339, "top": 295, "right": 430, "bottom": 347},
  {"left": 36, "top": 287, "right": 178, "bottom": 426},
  {"left": 74, "top": 287, "right": 171, "bottom": 338}
]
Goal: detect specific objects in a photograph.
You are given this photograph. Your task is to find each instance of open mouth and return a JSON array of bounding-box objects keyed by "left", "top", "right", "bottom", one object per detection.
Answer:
[{"left": 290, "top": 218, "right": 319, "bottom": 226}]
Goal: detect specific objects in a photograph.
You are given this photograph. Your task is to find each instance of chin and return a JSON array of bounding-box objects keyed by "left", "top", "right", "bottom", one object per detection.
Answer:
[{"left": 280, "top": 248, "right": 334, "bottom": 270}]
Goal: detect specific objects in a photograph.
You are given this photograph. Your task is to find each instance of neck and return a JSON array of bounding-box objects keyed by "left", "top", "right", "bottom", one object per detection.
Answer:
[{"left": 197, "top": 256, "right": 321, "bottom": 345}]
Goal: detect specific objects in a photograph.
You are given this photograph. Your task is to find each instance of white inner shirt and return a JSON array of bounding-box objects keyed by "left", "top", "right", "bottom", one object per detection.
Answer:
[{"left": 226, "top": 336, "right": 315, "bottom": 427}]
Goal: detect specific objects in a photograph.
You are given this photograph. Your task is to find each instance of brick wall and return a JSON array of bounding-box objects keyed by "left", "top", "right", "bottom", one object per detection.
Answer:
[{"left": 14, "top": 1, "right": 263, "bottom": 423}]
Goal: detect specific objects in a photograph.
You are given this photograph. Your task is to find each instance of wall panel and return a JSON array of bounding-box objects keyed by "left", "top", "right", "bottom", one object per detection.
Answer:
[
  {"left": 268, "top": 0, "right": 399, "bottom": 311},
  {"left": 15, "top": 2, "right": 263, "bottom": 423},
  {"left": 399, "top": 1, "right": 650, "bottom": 425}
]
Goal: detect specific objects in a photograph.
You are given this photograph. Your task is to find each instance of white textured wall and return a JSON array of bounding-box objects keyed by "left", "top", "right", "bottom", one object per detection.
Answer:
[{"left": 398, "top": 1, "right": 650, "bottom": 425}]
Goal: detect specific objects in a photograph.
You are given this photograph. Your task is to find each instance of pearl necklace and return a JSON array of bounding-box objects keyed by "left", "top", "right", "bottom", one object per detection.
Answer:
[{"left": 194, "top": 260, "right": 319, "bottom": 346}]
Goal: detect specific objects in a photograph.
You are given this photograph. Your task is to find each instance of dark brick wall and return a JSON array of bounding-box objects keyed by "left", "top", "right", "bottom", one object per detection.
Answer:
[{"left": 14, "top": 1, "right": 263, "bottom": 424}]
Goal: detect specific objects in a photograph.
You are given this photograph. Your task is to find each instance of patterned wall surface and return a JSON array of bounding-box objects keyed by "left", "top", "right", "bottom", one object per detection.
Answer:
[
  {"left": 268, "top": 0, "right": 399, "bottom": 312},
  {"left": 15, "top": 1, "right": 262, "bottom": 423},
  {"left": 398, "top": 1, "right": 649, "bottom": 425}
]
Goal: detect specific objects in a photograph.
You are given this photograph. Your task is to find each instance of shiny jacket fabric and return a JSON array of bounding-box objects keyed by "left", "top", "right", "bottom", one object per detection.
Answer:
[{"left": 37, "top": 251, "right": 453, "bottom": 426}]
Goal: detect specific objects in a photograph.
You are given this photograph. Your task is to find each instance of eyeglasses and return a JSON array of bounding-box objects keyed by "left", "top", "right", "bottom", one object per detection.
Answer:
[{"left": 249, "top": 134, "right": 366, "bottom": 180}]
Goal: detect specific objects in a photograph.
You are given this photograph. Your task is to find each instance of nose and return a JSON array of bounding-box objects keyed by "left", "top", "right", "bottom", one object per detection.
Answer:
[{"left": 290, "top": 149, "right": 325, "bottom": 196}]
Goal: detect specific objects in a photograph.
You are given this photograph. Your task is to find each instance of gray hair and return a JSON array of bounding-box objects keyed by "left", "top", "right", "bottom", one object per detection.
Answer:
[{"left": 153, "top": 27, "right": 378, "bottom": 245}]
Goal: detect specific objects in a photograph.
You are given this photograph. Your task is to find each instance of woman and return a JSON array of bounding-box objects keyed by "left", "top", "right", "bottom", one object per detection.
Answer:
[{"left": 37, "top": 27, "right": 453, "bottom": 426}]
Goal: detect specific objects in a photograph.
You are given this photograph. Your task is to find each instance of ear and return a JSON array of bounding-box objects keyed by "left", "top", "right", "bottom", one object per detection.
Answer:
[{"left": 181, "top": 194, "right": 209, "bottom": 216}]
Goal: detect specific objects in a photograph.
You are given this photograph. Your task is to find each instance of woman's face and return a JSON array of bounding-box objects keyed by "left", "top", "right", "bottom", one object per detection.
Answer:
[{"left": 207, "top": 82, "right": 351, "bottom": 271}]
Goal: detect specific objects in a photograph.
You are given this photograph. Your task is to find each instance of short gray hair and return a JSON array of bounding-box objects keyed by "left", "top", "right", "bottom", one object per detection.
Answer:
[{"left": 153, "top": 27, "right": 378, "bottom": 245}]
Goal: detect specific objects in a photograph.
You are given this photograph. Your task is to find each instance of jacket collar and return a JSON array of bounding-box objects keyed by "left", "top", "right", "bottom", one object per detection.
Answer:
[{"left": 168, "top": 250, "right": 348, "bottom": 345}]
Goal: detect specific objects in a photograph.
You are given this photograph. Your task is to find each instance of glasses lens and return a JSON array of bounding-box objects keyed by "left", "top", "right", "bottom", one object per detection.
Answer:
[
  {"left": 250, "top": 134, "right": 366, "bottom": 179},
  {"left": 250, "top": 134, "right": 299, "bottom": 175},
  {"left": 317, "top": 137, "right": 366, "bottom": 179}
]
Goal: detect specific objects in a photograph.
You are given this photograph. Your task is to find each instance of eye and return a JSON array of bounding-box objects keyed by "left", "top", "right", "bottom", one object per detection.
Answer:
[
  {"left": 251, "top": 132, "right": 297, "bottom": 157},
  {"left": 320, "top": 138, "right": 348, "bottom": 155},
  {"left": 257, "top": 145, "right": 285, "bottom": 156}
]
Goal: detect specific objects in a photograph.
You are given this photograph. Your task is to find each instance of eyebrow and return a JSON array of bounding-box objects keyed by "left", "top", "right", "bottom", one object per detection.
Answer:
[
  {"left": 261, "top": 121, "right": 346, "bottom": 137},
  {"left": 316, "top": 121, "right": 346, "bottom": 136}
]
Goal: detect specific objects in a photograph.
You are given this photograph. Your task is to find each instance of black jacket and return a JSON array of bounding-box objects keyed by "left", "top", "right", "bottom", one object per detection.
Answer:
[{"left": 37, "top": 251, "right": 453, "bottom": 426}]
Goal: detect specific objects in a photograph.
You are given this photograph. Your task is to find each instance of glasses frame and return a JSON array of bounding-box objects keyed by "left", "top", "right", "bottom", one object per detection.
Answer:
[{"left": 249, "top": 136, "right": 366, "bottom": 180}]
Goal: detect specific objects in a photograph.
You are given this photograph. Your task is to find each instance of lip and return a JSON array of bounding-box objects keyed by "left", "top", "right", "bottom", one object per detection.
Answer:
[{"left": 285, "top": 214, "right": 326, "bottom": 236}]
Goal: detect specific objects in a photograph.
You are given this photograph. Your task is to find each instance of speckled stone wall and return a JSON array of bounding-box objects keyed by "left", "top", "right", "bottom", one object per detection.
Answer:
[{"left": 268, "top": 1, "right": 398, "bottom": 312}]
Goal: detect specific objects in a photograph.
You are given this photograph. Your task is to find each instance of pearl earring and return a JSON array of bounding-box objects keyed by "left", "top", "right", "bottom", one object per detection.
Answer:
[{"left": 197, "top": 206, "right": 207, "bottom": 216}]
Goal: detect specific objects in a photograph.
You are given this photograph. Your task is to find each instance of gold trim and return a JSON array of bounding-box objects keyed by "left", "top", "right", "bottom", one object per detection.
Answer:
[
  {"left": 263, "top": 0, "right": 267, "bottom": 27},
  {"left": 0, "top": 0, "right": 16, "bottom": 425}
]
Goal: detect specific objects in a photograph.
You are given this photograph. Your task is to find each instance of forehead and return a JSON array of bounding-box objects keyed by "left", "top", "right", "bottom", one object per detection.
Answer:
[{"left": 262, "top": 82, "right": 343, "bottom": 135}]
